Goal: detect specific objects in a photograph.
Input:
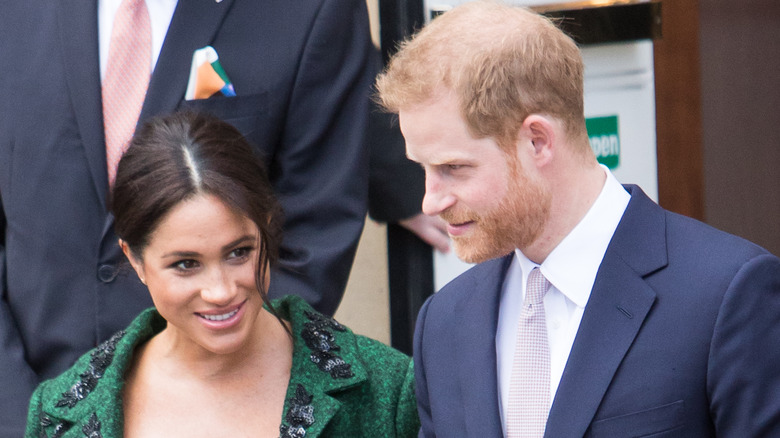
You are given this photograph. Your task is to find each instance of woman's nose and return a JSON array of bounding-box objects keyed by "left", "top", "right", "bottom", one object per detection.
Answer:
[{"left": 200, "top": 267, "right": 235, "bottom": 305}]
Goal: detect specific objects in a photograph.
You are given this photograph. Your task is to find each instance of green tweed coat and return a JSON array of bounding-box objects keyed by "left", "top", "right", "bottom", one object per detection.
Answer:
[{"left": 25, "top": 295, "right": 419, "bottom": 437}]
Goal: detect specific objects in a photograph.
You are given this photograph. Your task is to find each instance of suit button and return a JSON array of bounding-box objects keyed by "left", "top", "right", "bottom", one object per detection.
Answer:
[{"left": 97, "top": 264, "right": 118, "bottom": 283}]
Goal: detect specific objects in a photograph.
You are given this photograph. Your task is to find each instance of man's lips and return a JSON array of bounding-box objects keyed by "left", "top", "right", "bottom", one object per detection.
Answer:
[{"left": 446, "top": 221, "right": 474, "bottom": 237}]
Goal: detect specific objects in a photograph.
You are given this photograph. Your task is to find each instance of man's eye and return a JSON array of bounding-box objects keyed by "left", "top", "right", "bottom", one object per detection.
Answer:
[{"left": 447, "top": 164, "right": 465, "bottom": 171}]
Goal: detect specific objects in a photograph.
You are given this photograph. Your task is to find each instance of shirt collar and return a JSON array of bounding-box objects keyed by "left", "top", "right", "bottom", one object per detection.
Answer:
[{"left": 515, "top": 166, "right": 630, "bottom": 308}]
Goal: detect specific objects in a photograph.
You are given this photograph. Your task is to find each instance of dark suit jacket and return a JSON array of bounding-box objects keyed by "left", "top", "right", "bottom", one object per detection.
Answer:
[
  {"left": 367, "top": 101, "right": 425, "bottom": 223},
  {"left": 413, "top": 185, "right": 780, "bottom": 437},
  {"left": 0, "top": 0, "right": 373, "bottom": 435}
]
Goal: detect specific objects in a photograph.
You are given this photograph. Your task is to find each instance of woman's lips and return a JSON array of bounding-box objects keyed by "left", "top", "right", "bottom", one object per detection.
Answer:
[
  {"left": 196, "top": 300, "right": 246, "bottom": 329},
  {"left": 200, "top": 307, "right": 239, "bottom": 321}
]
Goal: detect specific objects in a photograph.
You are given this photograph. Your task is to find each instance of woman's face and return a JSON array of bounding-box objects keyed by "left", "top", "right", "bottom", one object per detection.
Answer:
[{"left": 122, "top": 193, "right": 267, "bottom": 356}]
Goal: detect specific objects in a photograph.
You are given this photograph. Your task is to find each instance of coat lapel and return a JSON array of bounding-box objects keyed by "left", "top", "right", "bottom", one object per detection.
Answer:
[
  {"left": 457, "top": 256, "right": 511, "bottom": 437},
  {"left": 139, "top": 0, "right": 236, "bottom": 123},
  {"left": 39, "top": 380, "right": 124, "bottom": 438},
  {"left": 36, "top": 312, "right": 154, "bottom": 438},
  {"left": 288, "top": 371, "right": 366, "bottom": 437},
  {"left": 296, "top": 344, "right": 368, "bottom": 436},
  {"left": 281, "top": 296, "right": 368, "bottom": 436},
  {"left": 56, "top": 0, "right": 108, "bottom": 208},
  {"left": 544, "top": 185, "right": 667, "bottom": 437}
]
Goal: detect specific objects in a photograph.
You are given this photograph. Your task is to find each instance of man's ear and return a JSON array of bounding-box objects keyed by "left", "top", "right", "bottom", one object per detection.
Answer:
[
  {"left": 119, "top": 239, "right": 146, "bottom": 285},
  {"left": 519, "top": 114, "right": 556, "bottom": 166}
]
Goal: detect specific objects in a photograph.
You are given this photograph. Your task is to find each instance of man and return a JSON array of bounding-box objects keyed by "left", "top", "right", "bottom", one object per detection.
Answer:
[
  {"left": 0, "top": 0, "right": 373, "bottom": 434},
  {"left": 376, "top": 2, "right": 780, "bottom": 437}
]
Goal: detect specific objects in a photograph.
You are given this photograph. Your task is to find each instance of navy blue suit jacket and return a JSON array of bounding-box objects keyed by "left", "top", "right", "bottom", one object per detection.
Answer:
[
  {"left": 0, "top": 0, "right": 373, "bottom": 435},
  {"left": 414, "top": 185, "right": 780, "bottom": 437}
]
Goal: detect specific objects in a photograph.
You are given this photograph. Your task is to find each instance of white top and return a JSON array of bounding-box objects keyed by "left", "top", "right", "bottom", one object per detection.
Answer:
[
  {"left": 98, "top": 0, "right": 178, "bottom": 81},
  {"left": 496, "top": 166, "right": 631, "bottom": 434}
]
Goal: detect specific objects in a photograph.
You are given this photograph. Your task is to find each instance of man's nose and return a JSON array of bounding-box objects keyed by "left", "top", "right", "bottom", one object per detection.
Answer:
[{"left": 421, "top": 173, "right": 456, "bottom": 217}]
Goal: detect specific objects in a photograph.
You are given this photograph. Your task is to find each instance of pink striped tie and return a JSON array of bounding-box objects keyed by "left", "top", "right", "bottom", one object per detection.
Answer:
[
  {"left": 102, "top": 0, "right": 151, "bottom": 187},
  {"left": 506, "top": 267, "right": 551, "bottom": 437}
]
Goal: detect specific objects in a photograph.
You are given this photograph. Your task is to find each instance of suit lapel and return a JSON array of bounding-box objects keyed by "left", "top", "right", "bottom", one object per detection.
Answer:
[
  {"left": 56, "top": 0, "right": 108, "bottom": 208},
  {"left": 55, "top": 0, "right": 236, "bottom": 214},
  {"left": 457, "top": 256, "right": 511, "bottom": 437},
  {"left": 139, "top": 0, "right": 236, "bottom": 123},
  {"left": 544, "top": 186, "right": 667, "bottom": 437},
  {"left": 544, "top": 256, "right": 657, "bottom": 437}
]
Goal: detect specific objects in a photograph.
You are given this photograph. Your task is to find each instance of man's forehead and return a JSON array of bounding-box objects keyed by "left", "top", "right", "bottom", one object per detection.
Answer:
[
  {"left": 403, "top": 129, "right": 498, "bottom": 167},
  {"left": 405, "top": 145, "right": 468, "bottom": 165}
]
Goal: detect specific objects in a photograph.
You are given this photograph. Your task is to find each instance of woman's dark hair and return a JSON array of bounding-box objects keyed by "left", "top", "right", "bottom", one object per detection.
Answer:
[{"left": 112, "top": 111, "right": 284, "bottom": 325}]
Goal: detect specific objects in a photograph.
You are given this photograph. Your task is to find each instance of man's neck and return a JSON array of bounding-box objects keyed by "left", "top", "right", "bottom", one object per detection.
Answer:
[{"left": 522, "top": 160, "right": 606, "bottom": 264}]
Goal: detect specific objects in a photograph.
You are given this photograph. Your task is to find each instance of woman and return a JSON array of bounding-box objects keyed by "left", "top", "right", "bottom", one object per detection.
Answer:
[{"left": 25, "top": 112, "right": 419, "bottom": 437}]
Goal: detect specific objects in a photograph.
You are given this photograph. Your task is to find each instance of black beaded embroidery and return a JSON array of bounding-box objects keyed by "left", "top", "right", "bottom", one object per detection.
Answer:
[
  {"left": 279, "top": 384, "right": 315, "bottom": 438},
  {"left": 82, "top": 413, "right": 102, "bottom": 438},
  {"left": 39, "top": 413, "right": 69, "bottom": 438},
  {"left": 301, "top": 311, "right": 354, "bottom": 379},
  {"left": 55, "top": 330, "right": 126, "bottom": 408}
]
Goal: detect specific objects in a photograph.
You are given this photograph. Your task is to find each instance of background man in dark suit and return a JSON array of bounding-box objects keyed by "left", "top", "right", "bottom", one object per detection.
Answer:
[
  {"left": 368, "top": 101, "right": 449, "bottom": 254},
  {"left": 376, "top": 2, "right": 780, "bottom": 437},
  {"left": 0, "top": 0, "right": 374, "bottom": 434}
]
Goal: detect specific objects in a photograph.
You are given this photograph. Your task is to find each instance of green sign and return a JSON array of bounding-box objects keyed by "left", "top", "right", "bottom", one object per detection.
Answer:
[{"left": 586, "top": 115, "right": 620, "bottom": 169}]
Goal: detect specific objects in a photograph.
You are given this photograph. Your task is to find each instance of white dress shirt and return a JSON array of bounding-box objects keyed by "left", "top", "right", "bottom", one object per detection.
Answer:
[
  {"left": 496, "top": 166, "right": 631, "bottom": 433},
  {"left": 98, "top": 0, "right": 178, "bottom": 81}
]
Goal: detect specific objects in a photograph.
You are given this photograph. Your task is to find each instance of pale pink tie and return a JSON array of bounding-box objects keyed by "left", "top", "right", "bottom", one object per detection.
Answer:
[
  {"left": 506, "top": 267, "right": 551, "bottom": 437},
  {"left": 103, "top": 0, "right": 151, "bottom": 187}
]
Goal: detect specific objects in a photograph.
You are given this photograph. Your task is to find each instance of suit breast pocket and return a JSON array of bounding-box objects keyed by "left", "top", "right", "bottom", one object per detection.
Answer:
[
  {"left": 588, "top": 400, "right": 685, "bottom": 438},
  {"left": 178, "top": 92, "right": 268, "bottom": 143}
]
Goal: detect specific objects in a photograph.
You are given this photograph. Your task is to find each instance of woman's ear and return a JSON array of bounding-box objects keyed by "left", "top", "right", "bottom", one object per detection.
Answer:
[{"left": 119, "top": 239, "right": 146, "bottom": 285}]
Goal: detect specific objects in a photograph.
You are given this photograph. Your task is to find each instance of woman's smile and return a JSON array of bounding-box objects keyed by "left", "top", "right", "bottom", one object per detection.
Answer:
[{"left": 195, "top": 300, "right": 247, "bottom": 329}]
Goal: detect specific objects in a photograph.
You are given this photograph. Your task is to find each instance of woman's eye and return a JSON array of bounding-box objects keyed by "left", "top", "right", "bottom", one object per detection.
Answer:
[
  {"left": 172, "top": 259, "right": 199, "bottom": 271},
  {"left": 228, "top": 246, "right": 254, "bottom": 261}
]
